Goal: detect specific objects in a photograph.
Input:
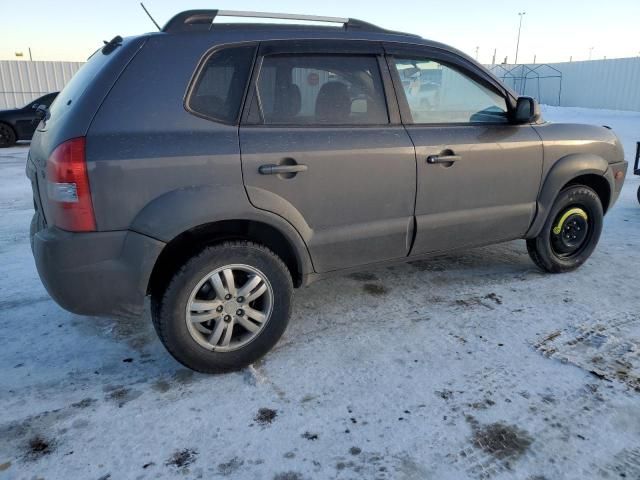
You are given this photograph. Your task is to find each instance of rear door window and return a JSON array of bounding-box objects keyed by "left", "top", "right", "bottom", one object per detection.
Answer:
[
  {"left": 188, "top": 45, "right": 256, "bottom": 124},
  {"left": 256, "top": 55, "right": 389, "bottom": 125}
]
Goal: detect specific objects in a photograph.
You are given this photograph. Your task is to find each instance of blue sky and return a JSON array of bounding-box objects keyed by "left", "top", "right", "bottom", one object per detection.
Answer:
[{"left": 2, "top": 0, "right": 639, "bottom": 63}]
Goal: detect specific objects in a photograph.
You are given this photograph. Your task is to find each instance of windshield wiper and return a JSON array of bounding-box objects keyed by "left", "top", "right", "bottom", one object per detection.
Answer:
[{"left": 33, "top": 104, "right": 50, "bottom": 127}]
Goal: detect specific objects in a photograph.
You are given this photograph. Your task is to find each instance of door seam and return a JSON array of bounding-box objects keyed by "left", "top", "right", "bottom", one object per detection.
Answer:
[{"left": 382, "top": 53, "right": 419, "bottom": 256}]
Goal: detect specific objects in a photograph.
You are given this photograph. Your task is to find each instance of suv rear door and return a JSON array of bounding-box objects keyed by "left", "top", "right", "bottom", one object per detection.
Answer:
[
  {"left": 28, "top": 37, "right": 146, "bottom": 229},
  {"left": 385, "top": 44, "right": 543, "bottom": 255},
  {"left": 240, "top": 40, "right": 416, "bottom": 273}
]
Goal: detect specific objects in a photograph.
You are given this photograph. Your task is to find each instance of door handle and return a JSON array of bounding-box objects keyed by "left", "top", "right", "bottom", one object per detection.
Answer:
[
  {"left": 258, "top": 164, "right": 308, "bottom": 175},
  {"left": 426, "top": 154, "right": 461, "bottom": 165}
]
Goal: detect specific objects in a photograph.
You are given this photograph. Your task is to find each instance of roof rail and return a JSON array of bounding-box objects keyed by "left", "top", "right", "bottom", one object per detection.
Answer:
[{"left": 162, "top": 9, "right": 392, "bottom": 34}]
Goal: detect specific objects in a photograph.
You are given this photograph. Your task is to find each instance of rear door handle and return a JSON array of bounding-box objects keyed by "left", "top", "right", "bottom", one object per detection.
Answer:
[
  {"left": 259, "top": 164, "right": 308, "bottom": 175},
  {"left": 426, "top": 154, "right": 461, "bottom": 164}
]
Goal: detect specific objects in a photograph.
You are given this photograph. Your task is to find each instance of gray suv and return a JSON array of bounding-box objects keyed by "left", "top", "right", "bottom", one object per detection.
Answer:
[{"left": 28, "top": 10, "right": 628, "bottom": 372}]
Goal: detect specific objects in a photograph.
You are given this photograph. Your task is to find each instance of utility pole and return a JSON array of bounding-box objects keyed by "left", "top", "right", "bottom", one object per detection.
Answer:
[
  {"left": 533, "top": 54, "right": 536, "bottom": 64},
  {"left": 28, "top": 47, "right": 32, "bottom": 61},
  {"left": 515, "top": 11, "right": 526, "bottom": 64},
  {"left": 475, "top": 46, "right": 479, "bottom": 60},
  {"left": 492, "top": 48, "right": 497, "bottom": 65},
  {"left": 588, "top": 47, "right": 594, "bottom": 60}
]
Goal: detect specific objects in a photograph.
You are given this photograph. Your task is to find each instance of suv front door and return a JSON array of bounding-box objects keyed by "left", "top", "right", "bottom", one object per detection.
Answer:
[
  {"left": 386, "top": 46, "right": 543, "bottom": 255},
  {"left": 240, "top": 41, "right": 416, "bottom": 273}
]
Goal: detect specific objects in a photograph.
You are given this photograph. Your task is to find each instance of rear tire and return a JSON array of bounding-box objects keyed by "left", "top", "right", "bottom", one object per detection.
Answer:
[
  {"left": 527, "top": 185, "right": 603, "bottom": 273},
  {"left": 0, "top": 123, "right": 16, "bottom": 148},
  {"left": 151, "top": 241, "right": 293, "bottom": 373}
]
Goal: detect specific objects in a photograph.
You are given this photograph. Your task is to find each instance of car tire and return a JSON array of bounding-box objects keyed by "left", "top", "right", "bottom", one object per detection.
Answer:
[
  {"left": 527, "top": 185, "right": 603, "bottom": 273},
  {"left": 151, "top": 241, "right": 293, "bottom": 373},
  {"left": 0, "top": 123, "right": 16, "bottom": 148},
  {"left": 637, "top": 185, "right": 640, "bottom": 205}
]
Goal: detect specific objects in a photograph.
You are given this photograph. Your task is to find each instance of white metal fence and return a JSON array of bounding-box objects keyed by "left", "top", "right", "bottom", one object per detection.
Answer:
[
  {"left": 488, "top": 57, "right": 640, "bottom": 111},
  {"left": 0, "top": 60, "right": 83, "bottom": 110}
]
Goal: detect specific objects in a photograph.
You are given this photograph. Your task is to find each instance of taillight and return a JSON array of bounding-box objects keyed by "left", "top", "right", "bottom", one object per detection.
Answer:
[{"left": 46, "top": 137, "right": 96, "bottom": 232}]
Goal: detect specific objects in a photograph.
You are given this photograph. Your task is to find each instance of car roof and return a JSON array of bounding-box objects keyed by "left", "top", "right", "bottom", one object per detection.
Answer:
[{"left": 135, "top": 9, "right": 517, "bottom": 101}]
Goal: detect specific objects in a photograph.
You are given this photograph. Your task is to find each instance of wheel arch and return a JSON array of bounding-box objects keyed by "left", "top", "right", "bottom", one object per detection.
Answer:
[
  {"left": 526, "top": 153, "right": 613, "bottom": 238},
  {"left": 565, "top": 173, "right": 611, "bottom": 212},
  {"left": 131, "top": 185, "right": 314, "bottom": 298},
  {"left": 147, "top": 217, "right": 313, "bottom": 300}
]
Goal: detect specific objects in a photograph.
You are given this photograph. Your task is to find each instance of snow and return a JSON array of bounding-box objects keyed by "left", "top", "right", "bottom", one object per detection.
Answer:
[{"left": 1, "top": 108, "right": 640, "bottom": 479}]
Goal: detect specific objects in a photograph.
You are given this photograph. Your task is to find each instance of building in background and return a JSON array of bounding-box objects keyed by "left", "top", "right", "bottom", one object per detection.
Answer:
[
  {"left": 0, "top": 60, "right": 82, "bottom": 110},
  {"left": 488, "top": 57, "right": 640, "bottom": 111}
]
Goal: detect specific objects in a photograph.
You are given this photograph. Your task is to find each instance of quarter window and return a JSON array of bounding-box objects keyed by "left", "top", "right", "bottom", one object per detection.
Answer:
[
  {"left": 394, "top": 58, "right": 508, "bottom": 124},
  {"left": 256, "top": 55, "right": 388, "bottom": 125},
  {"left": 189, "top": 45, "right": 256, "bottom": 123}
]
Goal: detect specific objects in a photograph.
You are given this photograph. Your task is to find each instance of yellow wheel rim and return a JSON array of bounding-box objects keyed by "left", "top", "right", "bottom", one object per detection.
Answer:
[{"left": 552, "top": 208, "right": 588, "bottom": 235}]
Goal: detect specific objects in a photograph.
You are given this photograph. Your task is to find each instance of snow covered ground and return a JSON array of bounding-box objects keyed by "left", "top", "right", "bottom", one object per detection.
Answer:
[{"left": 1, "top": 107, "right": 639, "bottom": 480}]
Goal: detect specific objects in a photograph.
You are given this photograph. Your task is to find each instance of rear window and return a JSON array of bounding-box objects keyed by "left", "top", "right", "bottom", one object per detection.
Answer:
[
  {"left": 188, "top": 45, "right": 256, "bottom": 124},
  {"left": 46, "top": 49, "right": 112, "bottom": 123}
]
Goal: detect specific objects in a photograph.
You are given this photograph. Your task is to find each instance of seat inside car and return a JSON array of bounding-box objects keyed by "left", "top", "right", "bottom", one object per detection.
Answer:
[
  {"left": 271, "top": 82, "right": 301, "bottom": 122},
  {"left": 315, "top": 81, "right": 350, "bottom": 123}
]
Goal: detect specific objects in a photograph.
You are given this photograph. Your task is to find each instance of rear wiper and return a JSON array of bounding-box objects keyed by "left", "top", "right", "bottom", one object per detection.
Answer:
[
  {"left": 33, "top": 104, "right": 50, "bottom": 127},
  {"left": 101, "top": 35, "right": 123, "bottom": 55}
]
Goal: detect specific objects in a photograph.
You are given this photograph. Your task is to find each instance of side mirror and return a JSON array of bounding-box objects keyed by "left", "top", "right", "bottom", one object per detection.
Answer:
[
  {"left": 514, "top": 96, "right": 540, "bottom": 123},
  {"left": 31, "top": 103, "right": 40, "bottom": 110}
]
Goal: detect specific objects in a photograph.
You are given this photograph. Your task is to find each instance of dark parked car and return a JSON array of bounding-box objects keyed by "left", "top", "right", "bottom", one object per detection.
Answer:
[
  {"left": 0, "top": 92, "right": 58, "bottom": 147},
  {"left": 27, "top": 10, "right": 628, "bottom": 373}
]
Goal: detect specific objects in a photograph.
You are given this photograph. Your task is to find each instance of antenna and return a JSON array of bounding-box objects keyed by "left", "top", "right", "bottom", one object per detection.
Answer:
[{"left": 140, "top": 2, "right": 161, "bottom": 31}]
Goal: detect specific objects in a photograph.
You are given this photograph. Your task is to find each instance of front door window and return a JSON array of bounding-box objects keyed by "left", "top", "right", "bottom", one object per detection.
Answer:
[{"left": 394, "top": 58, "right": 508, "bottom": 124}]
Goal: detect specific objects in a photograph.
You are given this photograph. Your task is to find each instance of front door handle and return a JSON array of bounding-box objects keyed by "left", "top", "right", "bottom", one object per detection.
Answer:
[
  {"left": 426, "top": 154, "right": 461, "bottom": 165},
  {"left": 259, "top": 164, "right": 308, "bottom": 175}
]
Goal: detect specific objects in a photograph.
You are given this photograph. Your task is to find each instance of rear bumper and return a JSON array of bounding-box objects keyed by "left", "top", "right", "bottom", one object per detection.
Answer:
[{"left": 31, "top": 219, "right": 165, "bottom": 318}]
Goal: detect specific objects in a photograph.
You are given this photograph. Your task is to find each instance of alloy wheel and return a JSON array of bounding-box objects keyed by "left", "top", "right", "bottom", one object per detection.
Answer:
[{"left": 185, "top": 264, "right": 274, "bottom": 352}]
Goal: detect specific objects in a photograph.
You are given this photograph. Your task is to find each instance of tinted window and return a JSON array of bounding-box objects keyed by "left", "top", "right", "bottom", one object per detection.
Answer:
[
  {"left": 256, "top": 55, "right": 388, "bottom": 125},
  {"left": 47, "top": 50, "right": 112, "bottom": 122},
  {"left": 189, "top": 45, "right": 256, "bottom": 123},
  {"left": 394, "top": 58, "right": 508, "bottom": 124}
]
